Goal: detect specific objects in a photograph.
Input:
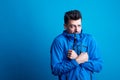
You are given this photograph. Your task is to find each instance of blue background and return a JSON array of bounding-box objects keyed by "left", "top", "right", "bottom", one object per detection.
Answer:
[{"left": 0, "top": 0, "right": 120, "bottom": 80}]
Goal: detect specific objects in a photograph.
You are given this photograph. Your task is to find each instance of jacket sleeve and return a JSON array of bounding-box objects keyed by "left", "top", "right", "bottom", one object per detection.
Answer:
[
  {"left": 50, "top": 39, "right": 79, "bottom": 76},
  {"left": 82, "top": 36, "right": 103, "bottom": 73}
]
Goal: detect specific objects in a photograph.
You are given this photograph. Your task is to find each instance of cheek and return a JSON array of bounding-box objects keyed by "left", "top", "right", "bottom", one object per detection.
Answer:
[
  {"left": 78, "top": 27, "right": 82, "bottom": 33},
  {"left": 80, "top": 28, "right": 82, "bottom": 31},
  {"left": 68, "top": 28, "right": 75, "bottom": 33},
  {"left": 80, "top": 27, "right": 82, "bottom": 30},
  {"left": 70, "top": 28, "right": 75, "bottom": 32}
]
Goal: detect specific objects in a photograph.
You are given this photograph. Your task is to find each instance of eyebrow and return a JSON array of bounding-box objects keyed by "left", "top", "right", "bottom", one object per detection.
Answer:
[{"left": 70, "top": 24, "right": 81, "bottom": 26}]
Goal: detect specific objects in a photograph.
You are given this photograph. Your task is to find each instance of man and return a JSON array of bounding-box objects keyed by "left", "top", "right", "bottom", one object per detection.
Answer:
[{"left": 50, "top": 10, "right": 102, "bottom": 80}]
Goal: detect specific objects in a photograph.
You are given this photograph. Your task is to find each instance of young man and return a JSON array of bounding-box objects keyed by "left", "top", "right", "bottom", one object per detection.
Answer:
[{"left": 50, "top": 10, "right": 102, "bottom": 80}]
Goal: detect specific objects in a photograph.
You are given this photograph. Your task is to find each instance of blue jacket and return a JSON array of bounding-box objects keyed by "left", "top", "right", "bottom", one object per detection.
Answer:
[{"left": 50, "top": 30, "right": 102, "bottom": 80}]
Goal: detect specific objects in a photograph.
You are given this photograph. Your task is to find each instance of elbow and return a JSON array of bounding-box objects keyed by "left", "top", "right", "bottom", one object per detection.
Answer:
[
  {"left": 95, "top": 63, "right": 102, "bottom": 73},
  {"left": 52, "top": 70, "right": 59, "bottom": 76},
  {"left": 51, "top": 66, "right": 61, "bottom": 76}
]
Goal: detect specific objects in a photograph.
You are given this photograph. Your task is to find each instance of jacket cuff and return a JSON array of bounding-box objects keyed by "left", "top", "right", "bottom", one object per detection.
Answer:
[
  {"left": 82, "top": 60, "right": 92, "bottom": 67},
  {"left": 71, "top": 59, "right": 79, "bottom": 67}
]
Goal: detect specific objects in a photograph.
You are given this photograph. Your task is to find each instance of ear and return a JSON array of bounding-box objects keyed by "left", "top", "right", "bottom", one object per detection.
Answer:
[{"left": 64, "top": 24, "right": 67, "bottom": 29}]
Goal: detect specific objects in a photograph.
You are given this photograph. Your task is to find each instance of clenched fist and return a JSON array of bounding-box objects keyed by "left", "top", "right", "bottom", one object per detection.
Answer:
[{"left": 67, "top": 50, "right": 78, "bottom": 59}]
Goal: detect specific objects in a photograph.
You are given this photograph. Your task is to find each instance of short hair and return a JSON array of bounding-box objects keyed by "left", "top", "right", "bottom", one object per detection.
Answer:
[{"left": 64, "top": 10, "right": 82, "bottom": 24}]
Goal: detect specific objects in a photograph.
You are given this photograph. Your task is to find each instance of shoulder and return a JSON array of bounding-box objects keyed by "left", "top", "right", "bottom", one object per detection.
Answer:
[
  {"left": 82, "top": 33, "right": 97, "bottom": 45},
  {"left": 82, "top": 33, "right": 94, "bottom": 40},
  {"left": 52, "top": 33, "right": 66, "bottom": 45},
  {"left": 83, "top": 33, "right": 98, "bottom": 47}
]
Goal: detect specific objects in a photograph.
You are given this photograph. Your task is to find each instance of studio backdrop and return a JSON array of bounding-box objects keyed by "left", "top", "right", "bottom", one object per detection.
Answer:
[{"left": 0, "top": 0, "right": 120, "bottom": 80}]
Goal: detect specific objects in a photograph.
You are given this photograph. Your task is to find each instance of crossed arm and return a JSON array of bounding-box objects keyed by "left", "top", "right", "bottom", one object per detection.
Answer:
[
  {"left": 67, "top": 50, "right": 88, "bottom": 64},
  {"left": 51, "top": 38, "right": 102, "bottom": 76}
]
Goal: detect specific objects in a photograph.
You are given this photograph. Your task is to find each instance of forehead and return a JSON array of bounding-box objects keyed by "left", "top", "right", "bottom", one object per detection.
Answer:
[{"left": 68, "top": 19, "right": 81, "bottom": 24}]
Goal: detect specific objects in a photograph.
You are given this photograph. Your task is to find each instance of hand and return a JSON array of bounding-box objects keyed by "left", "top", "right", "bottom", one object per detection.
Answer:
[
  {"left": 67, "top": 50, "right": 78, "bottom": 59},
  {"left": 76, "top": 52, "right": 88, "bottom": 64}
]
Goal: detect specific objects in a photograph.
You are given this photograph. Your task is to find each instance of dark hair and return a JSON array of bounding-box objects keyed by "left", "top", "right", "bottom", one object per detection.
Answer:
[{"left": 64, "top": 10, "right": 82, "bottom": 24}]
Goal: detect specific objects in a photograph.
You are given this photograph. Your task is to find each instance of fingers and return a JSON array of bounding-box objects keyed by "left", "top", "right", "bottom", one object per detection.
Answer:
[
  {"left": 67, "top": 50, "right": 72, "bottom": 56},
  {"left": 67, "top": 53, "right": 71, "bottom": 57},
  {"left": 67, "top": 50, "right": 72, "bottom": 58},
  {"left": 67, "top": 50, "right": 78, "bottom": 59},
  {"left": 68, "top": 50, "right": 72, "bottom": 53}
]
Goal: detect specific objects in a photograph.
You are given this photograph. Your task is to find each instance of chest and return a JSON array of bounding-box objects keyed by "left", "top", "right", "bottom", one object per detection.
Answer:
[{"left": 63, "top": 38, "right": 89, "bottom": 57}]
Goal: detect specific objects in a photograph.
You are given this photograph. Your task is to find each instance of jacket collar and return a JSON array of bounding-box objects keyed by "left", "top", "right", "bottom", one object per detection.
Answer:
[{"left": 63, "top": 30, "right": 83, "bottom": 42}]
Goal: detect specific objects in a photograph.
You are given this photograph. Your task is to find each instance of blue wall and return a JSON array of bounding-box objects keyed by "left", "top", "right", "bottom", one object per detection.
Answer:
[{"left": 0, "top": 0, "right": 120, "bottom": 80}]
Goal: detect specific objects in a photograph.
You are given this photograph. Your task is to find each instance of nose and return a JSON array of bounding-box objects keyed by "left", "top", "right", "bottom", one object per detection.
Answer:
[{"left": 74, "top": 26, "right": 78, "bottom": 32}]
